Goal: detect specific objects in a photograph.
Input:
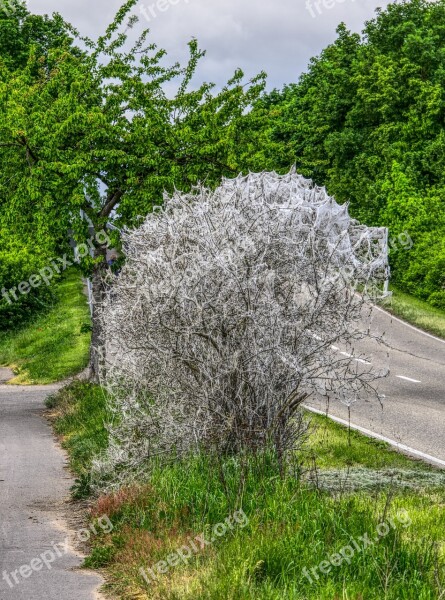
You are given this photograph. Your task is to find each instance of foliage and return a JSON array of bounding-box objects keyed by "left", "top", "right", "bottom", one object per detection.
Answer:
[
  {"left": 0, "top": 8, "right": 265, "bottom": 241},
  {"left": 0, "top": 3, "right": 80, "bottom": 330},
  {"left": 247, "top": 0, "right": 445, "bottom": 304},
  {"left": 0, "top": 1, "right": 79, "bottom": 71},
  {"left": 0, "top": 238, "right": 57, "bottom": 330},
  {"left": 0, "top": 0, "right": 266, "bottom": 362}
]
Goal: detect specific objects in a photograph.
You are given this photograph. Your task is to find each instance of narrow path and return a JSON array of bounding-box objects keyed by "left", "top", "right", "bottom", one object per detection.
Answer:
[{"left": 0, "top": 381, "right": 103, "bottom": 600}]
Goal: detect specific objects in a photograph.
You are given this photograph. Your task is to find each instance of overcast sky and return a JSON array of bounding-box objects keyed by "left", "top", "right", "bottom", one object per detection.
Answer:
[{"left": 27, "top": 0, "right": 392, "bottom": 89}]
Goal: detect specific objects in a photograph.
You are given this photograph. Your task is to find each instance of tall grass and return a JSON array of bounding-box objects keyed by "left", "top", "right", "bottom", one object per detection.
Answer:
[{"left": 49, "top": 382, "right": 445, "bottom": 600}]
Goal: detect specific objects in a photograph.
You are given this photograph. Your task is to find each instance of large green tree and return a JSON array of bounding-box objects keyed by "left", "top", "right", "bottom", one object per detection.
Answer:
[
  {"left": 249, "top": 0, "right": 445, "bottom": 305},
  {"left": 0, "top": 1, "right": 78, "bottom": 70},
  {"left": 0, "top": 1, "right": 82, "bottom": 329},
  {"left": 0, "top": 0, "right": 266, "bottom": 374}
]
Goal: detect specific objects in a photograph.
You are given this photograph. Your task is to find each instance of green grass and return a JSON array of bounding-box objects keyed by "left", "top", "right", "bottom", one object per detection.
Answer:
[
  {"left": 48, "top": 382, "right": 445, "bottom": 600},
  {"left": 46, "top": 381, "right": 109, "bottom": 498},
  {"left": 380, "top": 286, "right": 445, "bottom": 339},
  {"left": 305, "top": 413, "right": 429, "bottom": 471},
  {"left": 0, "top": 269, "right": 91, "bottom": 384}
]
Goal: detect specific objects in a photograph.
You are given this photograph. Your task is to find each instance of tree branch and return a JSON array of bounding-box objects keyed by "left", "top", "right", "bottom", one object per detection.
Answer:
[{"left": 100, "top": 189, "right": 124, "bottom": 218}]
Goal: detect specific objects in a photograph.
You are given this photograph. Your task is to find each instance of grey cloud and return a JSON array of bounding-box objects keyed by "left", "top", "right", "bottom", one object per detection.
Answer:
[{"left": 27, "top": 0, "right": 392, "bottom": 88}]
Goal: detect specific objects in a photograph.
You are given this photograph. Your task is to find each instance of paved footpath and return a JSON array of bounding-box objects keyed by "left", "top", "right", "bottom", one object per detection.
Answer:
[{"left": 0, "top": 379, "right": 103, "bottom": 600}]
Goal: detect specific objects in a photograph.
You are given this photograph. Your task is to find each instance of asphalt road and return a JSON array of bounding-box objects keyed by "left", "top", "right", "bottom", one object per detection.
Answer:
[
  {"left": 305, "top": 306, "right": 445, "bottom": 465},
  {"left": 0, "top": 382, "right": 103, "bottom": 600}
]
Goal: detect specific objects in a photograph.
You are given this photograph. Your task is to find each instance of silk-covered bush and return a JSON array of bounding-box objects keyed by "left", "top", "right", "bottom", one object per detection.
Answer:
[{"left": 93, "top": 171, "right": 389, "bottom": 486}]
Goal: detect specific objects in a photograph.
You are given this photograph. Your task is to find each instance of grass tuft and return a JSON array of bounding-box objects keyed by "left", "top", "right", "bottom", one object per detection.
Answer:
[{"left": 46, "top": 381, "right": 109, "bottom": 489}]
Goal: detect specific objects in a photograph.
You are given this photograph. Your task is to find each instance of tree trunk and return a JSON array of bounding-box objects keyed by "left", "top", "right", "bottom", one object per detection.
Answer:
[{"left": 89, "top": 247, "right": 109, "bottom": 382}]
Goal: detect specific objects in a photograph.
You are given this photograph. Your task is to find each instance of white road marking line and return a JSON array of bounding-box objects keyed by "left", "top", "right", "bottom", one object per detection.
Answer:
[
  {"left": 312, "top": 337, "right": 371, "bottom": 365},
  {"left": 302, "top": 405, "right": 445, "bottom": 469},
  {"left": 373, "top": 304, "right": 445, "bottom": 345},
  {"left": 396, "top": 375, "right": 421, "bottom": 383},
  {"left": 331, "top": 346, "right": 371, "bottom": 365}
]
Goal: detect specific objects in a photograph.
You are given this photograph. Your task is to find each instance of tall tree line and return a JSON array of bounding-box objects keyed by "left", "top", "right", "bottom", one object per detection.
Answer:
[{"left": 246, "top": 0, "right": 445, "bottom": 307}]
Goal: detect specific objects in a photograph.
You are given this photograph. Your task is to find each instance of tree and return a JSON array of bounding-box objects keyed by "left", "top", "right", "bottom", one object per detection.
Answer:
[
  {"left": 0, "top": 0, "right": 266, "bottom": 374},
  {"left": 249, "top": 0, "right": 445, "bottom": 304},
  {"left": 94, "top": 170, "right": 388, "bottom": 487},
  {"left": 0, "top": 1, "right": 79, "bottom": 71},
  {"left": 0, "top": 2, "right": 82, "bottom": 329}
]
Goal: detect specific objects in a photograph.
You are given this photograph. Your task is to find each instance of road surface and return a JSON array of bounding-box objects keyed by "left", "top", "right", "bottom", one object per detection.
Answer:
[
  {"left": 0, "top": 382, "right": 103, "bottom": 600},
  {"left": 305, "top": 306, "right": 445, "bottom": 466}
]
